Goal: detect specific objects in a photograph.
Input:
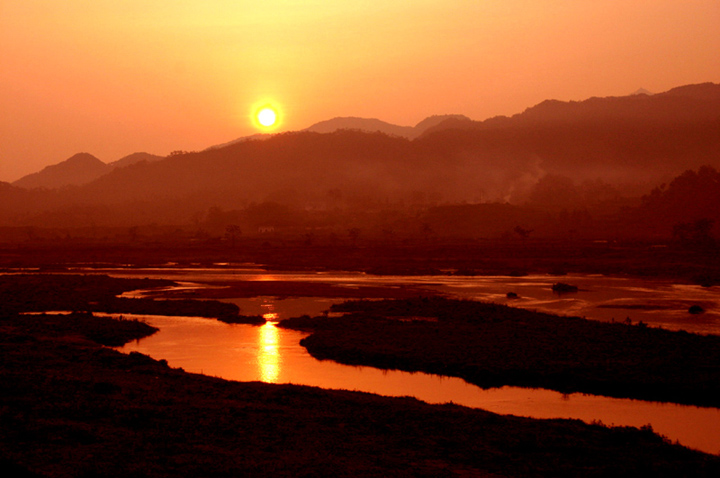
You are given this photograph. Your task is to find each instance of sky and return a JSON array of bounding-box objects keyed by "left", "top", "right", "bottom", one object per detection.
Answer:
[{"left": 1, "top": 1, "right": 719, "bottom": 182}]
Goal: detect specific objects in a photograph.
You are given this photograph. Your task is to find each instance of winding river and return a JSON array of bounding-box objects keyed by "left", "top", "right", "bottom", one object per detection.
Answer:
[{"left": 99, "top": 267, "right": 720, "bottom": 454}]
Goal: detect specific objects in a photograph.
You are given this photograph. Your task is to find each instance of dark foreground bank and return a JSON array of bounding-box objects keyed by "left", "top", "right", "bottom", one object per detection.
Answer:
[{"left": 1, "top": 312, "right": 719, "bottom": 477}]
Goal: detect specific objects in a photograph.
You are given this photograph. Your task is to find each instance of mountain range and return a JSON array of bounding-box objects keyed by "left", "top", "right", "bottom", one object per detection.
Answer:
[
  {"left": 303, "top": 114, "right": 471, "bottom": 139},
  {"left": 12, "top": 152, "right": 164, "bottom": 190},
  {"left": 13, "top": 115, "right": 469, "bottom": 190},
  {"left": 2, "top": 82, "right": 719, "bottom": 231}
]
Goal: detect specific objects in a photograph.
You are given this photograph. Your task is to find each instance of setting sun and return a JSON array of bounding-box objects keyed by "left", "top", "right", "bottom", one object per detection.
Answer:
[
  {"left": 253, "top": 105, "right": 280, "bottom": 130},
  {"left": 257, "top": 107, "right": 277, "bottom": 127}
]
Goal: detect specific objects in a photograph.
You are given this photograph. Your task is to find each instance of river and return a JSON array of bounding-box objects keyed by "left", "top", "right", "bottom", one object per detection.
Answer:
[{"left": 106, "top": 267, "right": 720, "bottom": 455}]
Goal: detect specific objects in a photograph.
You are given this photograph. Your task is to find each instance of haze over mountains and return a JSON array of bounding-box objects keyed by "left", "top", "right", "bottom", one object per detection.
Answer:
[
  {"left": 12, "top": 152, "right": 163, "bottom": 190},
  {"left": 13, "top": 115, "right": 469, "bottom": 190},
  {"left": 2, "top": 83, "right": 719, "bottom": 236}
]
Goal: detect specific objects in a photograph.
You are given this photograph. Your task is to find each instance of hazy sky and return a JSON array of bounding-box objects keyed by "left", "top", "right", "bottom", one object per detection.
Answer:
[{"left": 1, "top": 1, "right": 719, "bottom": 182}]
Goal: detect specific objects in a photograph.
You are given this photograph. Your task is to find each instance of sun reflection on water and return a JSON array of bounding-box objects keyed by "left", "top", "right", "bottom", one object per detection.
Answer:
[
  {"left": 260, "top": 298, "right": 279, "bottom": 321},
  {"left": 258, "top": 322, "right": 280, "bottom": 383}
]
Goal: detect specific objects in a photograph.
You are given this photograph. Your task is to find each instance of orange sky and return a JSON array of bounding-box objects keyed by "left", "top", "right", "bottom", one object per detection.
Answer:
[{"left": 1, "top": 1, "right": 719, "bottom": 182}]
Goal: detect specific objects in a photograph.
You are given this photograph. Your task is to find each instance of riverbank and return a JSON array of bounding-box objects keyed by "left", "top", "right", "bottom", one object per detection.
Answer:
[
  {"left": 0, "top": 274, "right": 263, "bottom": 324},
  {"left": 281, "top": 297, "right": 720, "bottom": 407},
  {"left": 2, "top": 311, "right": 719, "bottom": 477},
  {"left": 3, "top": 238, "right": 720, "bottom": 285}
]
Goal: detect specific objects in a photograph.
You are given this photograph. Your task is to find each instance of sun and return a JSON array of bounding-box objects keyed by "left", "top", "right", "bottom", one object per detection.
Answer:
[
  {"left": 250, "top": 101, "right": 283, "bottom": 131},
  {"left": 257, "top": 107, "right": 277, "bottom": 127}
]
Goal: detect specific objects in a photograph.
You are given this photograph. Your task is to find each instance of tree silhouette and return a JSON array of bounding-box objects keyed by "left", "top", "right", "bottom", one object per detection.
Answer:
[{"left": 672, "top": 218, "right": 715, "bottom": 249}]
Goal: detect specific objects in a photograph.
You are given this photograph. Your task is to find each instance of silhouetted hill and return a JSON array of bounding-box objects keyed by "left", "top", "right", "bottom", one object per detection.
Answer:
[
  {"left": 514, "top": 83, "right": 720, "bottom": 124},
  {"left": 418, "top": 82, "right": 720, "bottom": 182},
  {"left": 306, "top": 115, "right": 473, "bottom": 139},
  {"left": 662, "top": 82, "right": 720, "bottom": 102},
  {"left": 203, "top": 134, "right": 271, "bottom": 151},
  {"left": 305, "top": 117, "right": 415, "bottom": 138},
  {"left": 632, "top": 165, "right": 720, "bottom": 236},
  {"left": 13, "top": 153, "right": 108, "bottom": 189},
  {"left": 13, "top": 152, "right": 164, "bottom": 190},
  {"left": 412, "top": 115, "right": 472, "bottom": 136},
  {"left": 305, "top": 114, "right": 471, "bottom": 139},
  {"left": 76, "top": 130, "right": 416, "bottom": 210},
  {"left": 107, "top": 152, "right": 163, "bottom": 169},
  {"left": 423, "top": 83, "right": 719, "bottom": 135}
]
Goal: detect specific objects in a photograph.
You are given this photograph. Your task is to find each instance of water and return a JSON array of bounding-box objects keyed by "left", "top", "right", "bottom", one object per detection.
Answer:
[
  {"left": 76, "top": 266, "right": 720, "bottom": 454},
  {"left": 109, "top": 267, "right": 720, "bottom": 335},
  {"left": 117, "top": 315, "right": 720, "bottom": 455}
]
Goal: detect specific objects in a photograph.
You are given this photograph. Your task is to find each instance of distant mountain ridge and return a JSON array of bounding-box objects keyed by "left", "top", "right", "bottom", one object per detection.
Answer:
[
  {"left": 303, "top": 114, "right": 470, "bottom": 139},
  {"left": 13, "top": 152, "right": 163, "bottom": 190},
  {"left": 16, "top": 114, "right": 471, "bottom": 189},
  {"left": 421, "top": 82, "right": 720, "bottom": 137},
  {"left": 204, "top": 114, "right": 471, "bottom": 151},
  {"left": 107, "top": 152, "right": 164, "bottom": 170},
  {"left": 3, "top": 82, "right": 718, "bottom": 228},
  {"left": 18, "top": 114, "right": 471, "bottom": 189},
  {"left": 13, "top": 153, "right": 108, "bottom": 189}
]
